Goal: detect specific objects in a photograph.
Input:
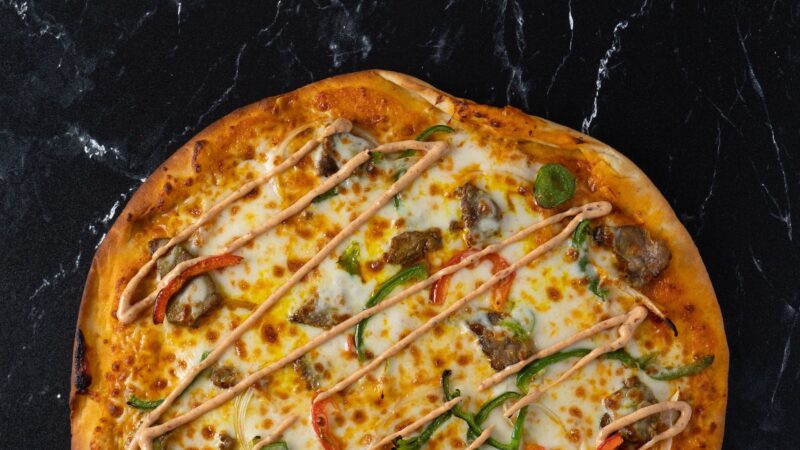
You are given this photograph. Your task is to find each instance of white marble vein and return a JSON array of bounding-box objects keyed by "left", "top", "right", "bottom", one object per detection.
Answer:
[
  {"left": 545, "top": 0, "right": 574, "bottom": 102},
  {"left": 736, "top": 20, "right": 793, "bottom": 241},
  {"left": 582, "top": 0, "right": 651, "bottom": 134}
]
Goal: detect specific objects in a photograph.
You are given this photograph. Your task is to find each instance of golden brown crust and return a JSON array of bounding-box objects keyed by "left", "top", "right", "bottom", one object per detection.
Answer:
[{"left": 72, "top": 70, "right": 727, "bottom": 449}]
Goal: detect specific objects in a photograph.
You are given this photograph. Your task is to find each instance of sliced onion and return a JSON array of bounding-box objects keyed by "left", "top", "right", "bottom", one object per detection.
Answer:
[
  {"left": 350, "top": 125, "right": 379, "bottom": 147},
  {"left": 234, "top": 387, "right": 255, "bottom": 450},
  {"left": 275, "top": 123, "right": 314, "bottom": 159},
  {"left": 529, "top": 402, "right": 570, "bottom": 438},
  {"left": 660, "top": 388, "right": 681, "bottom": 450}
]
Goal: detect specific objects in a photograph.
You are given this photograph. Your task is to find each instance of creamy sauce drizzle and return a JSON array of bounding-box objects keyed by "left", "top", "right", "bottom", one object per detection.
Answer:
[
  {"left": 117, "top": 119, "right": 352, "bottom": 323},
  {"left": 128, "top": 129, "right": 451, "bottom": 449},
  {"left": 315, "top": 202, "right": 613, "bottom": 402},
  {"left": 136, "top": 201, "right": 607, "bottom": 447},
  {"left": 117, "top": 118, "right": 692, "bottom": 448},
  {"left": 597, "top": 401, "right": 692, "bottom": 450},
  {"left": 502, "top": 306, "right": 648, "bottom": 417},
  {"left": 251, "top": 414, "right": 298, "bottom": 450},
  {"left": 368, "top": 397, "right": 462, "bottom": 450},
  {"left": 465, "top": 424, "right": 496, "bottom": 450}
]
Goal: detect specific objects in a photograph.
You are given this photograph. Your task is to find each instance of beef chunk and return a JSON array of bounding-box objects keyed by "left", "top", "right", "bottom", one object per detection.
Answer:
[
  {"left": 457, "top": 183, "right": 502, "bottom": 247},
  {"left": 289, "top": 296, "right": 350, "bottom": 329},
  {"left": 386, "top": 228, "right": 442, "bottom": 266},
  {"left": 600, "top": 377, "right": 666, "bottom": 447},
  {"left": 293, "top": 356, "right": 322, "bottom": 391},
  {"left": 218, "top": 432, "right": 236, "bottom": 450},
  {"left": 468, "top": 313, "right": 535, "bottom": 371},
  {"left": 316, "top": 136, "right": 340, "bottom": 177},
  {"left": 148, "top": 239, "right": 220, "bottom": 326},
  {"left": 210, "top": 365, "right": 241, "bottom": 389},
  {"left": 594, "top": 226, "right": 671, "bottom": 287}
]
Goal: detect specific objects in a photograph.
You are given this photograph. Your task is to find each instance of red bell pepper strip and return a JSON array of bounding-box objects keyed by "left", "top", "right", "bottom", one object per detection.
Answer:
[
  {"left": 152, "top": 254, "right": 243, "bottom": 324},
  {"left": 345, "top": 334, "right": 356, "bottom": 356},
  {"left": 429, "top": 249, "right": 515, "bottom": 310},
  {"left": 310, "top": 396, "right": 344, "bottom": 450},
  {"left": 524, "top": 444, "right": 546, "bottom": 450},
  {"left": 597, "top": 433, "right": 624, "bottom": 450}
]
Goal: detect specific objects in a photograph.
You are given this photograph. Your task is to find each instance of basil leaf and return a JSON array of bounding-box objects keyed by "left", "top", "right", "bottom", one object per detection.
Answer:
[{"left": 534, "top": 163, "right": 576, "bottom": 208}]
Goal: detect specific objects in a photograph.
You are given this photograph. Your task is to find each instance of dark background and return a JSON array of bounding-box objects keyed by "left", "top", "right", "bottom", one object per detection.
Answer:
[{"left": 1, "top": 0, "right": 798, "bottom": 448}]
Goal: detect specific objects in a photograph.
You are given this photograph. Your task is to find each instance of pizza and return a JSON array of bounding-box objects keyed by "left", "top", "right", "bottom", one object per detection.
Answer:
[{"left": 70, "top": 70, "right": 728, "bottom": 450}]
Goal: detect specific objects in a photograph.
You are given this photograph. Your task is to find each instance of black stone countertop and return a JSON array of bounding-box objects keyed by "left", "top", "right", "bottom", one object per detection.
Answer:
[{"left": 1, "top": 1, "right": 797, "bottom": 448}]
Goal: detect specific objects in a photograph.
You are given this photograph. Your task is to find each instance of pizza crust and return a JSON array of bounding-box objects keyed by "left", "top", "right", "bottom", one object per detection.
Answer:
[{"left": 71, "top": 70, "right": 728, "bottom": 449}]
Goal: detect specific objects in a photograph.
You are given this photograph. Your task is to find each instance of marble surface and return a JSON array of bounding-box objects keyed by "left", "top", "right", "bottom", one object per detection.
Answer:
[{"left": 1, "top": 0, "right": 798, "bottom": 448}]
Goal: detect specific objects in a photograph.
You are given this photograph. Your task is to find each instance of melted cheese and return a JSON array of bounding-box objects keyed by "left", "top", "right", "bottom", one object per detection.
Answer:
[{"left": 117, "top": 127, "right": 687, "bottom": 449}]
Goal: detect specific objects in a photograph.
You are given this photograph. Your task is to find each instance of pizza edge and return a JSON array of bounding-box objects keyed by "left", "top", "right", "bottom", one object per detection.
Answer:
[{"left": 70, "top": 70, "right": 728, "bottom": 449}]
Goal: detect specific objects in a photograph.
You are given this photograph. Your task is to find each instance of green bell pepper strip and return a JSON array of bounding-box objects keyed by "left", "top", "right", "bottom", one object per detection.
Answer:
[
  {"left": 416, "top": 124, "right": 455, "bottom": 141},
  {"left": 516, "top": 348, "right": 591, "bottom": 392},
  {"left": 588, "top": 277, "right": 609, "bottom": 300},
  {"left": 394, "top": 409, "right": 453, "bottom": 450},
  {"left": 337, "top": 241, "right": 361, "bottom": 277},
  {"left": 393, "top": 169, "right": 407, "bottom": 208},
  {"left": 571, "top": 219, "right": 590, "bottom": 247},
  {"left": 648, "top": 354, "right": 714, "bottom": 380},
  {"left": 570, "top": 219, "right": 608, "bottom": 300},
  {"left": 465, "top": 391, "right": 523, "bottom": 441},
  {"left": 312, "top": 187, "right": 338, "bottom": 203},
  {"left": 516, "top": 348, "right": 655, "bottom": 392},
  {"left": 499, "top": 318, "right": 530, "bottom": 339},
  {"left": 126, "top": 395, "right": 164, "bottom": 410},
  {"left": 474, "top": 392, "right": 522, "bottom": 426},
  {"left": 442, "top": 370, "right": 528, "bottom": 450},
  {"left": 354, "top": 264, "right": 429, "bottom": 361},
  {"left": 260, "top": 441, "right": 289, "bottom": 450},
  {"left": 399, "top": 124, "right": 455, "bottom": 158}
]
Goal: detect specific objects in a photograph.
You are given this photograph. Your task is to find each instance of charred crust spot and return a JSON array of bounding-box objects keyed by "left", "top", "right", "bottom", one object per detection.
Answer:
[
  {"left": 192, "top": 140, "right": 207, "bottom": 173},
  {"left": 74, "top": 329, "right": 92, "bottom": 394}
]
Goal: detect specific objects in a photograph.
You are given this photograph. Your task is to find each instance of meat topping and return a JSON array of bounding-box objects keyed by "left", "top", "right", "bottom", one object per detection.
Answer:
[
  {"left": 468, "top": 312, "right": 535, "bottom": 371},
  {"left": 148, "top": 238, "right": 220, "bottom": 326},
  {"left": 457, "top": 183, "right": 502, "bottom": 246},
  {"left": 600, "top": 377, "right": 667, "bottom": 447},
  {"left": 217, "top": 432, "right": 236, "bottom": 450},
  {"left": 594, "top": 226, "right": 671, "bottom": 287},
  {"left": 386, "top": 228, "right": 442, "bottom": 266},
  {"left": 316, "top": 136, "right": 340, "bottom": 177},
  {"left": 210, "top": 365, "right": 241, "bottom": 389},
  {"left": 289, "top": 296, "right": 351, "bottom": 329},
  {"left": 293, "top": 356, "right": 322, "bottom": 391}
]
